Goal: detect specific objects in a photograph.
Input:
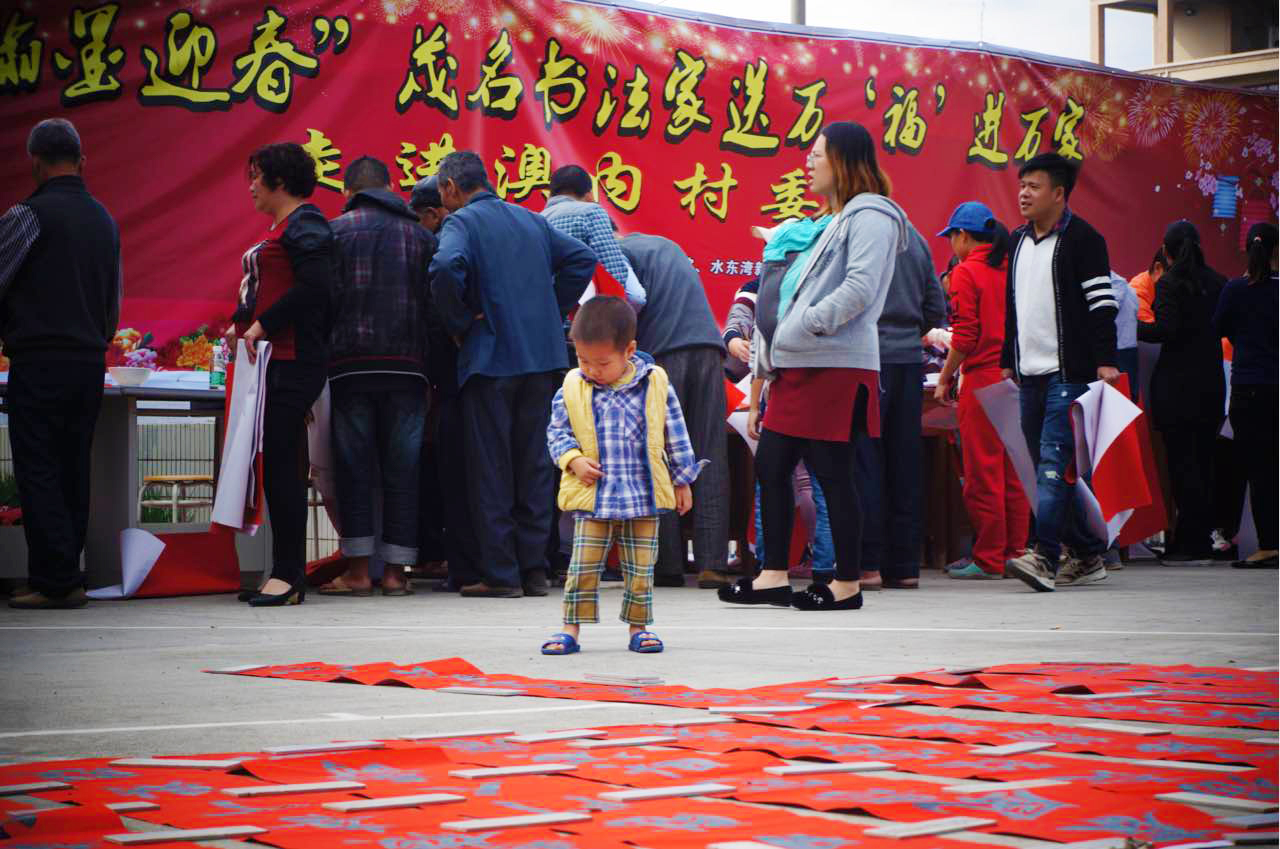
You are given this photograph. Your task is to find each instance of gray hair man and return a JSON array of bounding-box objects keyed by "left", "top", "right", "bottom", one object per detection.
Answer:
[{"left": 1, "top": 118, "right": 122, "bottom": 609}]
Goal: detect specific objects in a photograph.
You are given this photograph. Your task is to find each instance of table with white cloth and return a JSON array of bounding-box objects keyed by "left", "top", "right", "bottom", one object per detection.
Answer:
[{"left": 0, "top": 371, "right": 271, "bottom": 587}]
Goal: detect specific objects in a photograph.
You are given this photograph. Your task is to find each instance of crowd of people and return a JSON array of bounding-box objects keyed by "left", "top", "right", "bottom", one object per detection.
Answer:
[{"left": 1, "top": 118, "right": 1276, "bottom": 645}]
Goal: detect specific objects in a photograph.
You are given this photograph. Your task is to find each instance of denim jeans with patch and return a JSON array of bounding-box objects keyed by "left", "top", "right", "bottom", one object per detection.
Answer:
[
  {"left": 1018, "top": 372, "right": 1105, "bottom": 565},
  {"left": 331, "top": 382, "right": 427, "bottom": 566}
]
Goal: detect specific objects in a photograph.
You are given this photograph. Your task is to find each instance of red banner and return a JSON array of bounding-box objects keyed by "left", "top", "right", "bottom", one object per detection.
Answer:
[{"left": 1, "top": 1, "right": 1276, "bottom": 370}]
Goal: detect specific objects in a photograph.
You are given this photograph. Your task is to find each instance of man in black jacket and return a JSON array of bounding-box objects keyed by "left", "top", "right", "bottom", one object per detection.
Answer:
[
  {"left": 1, "top": 119, "right": 121, "bottom": 609},
  {"left": 1000, "top": 153, "right": 1118, "bottom": 593},
  {"left": 323, "top": 156, "right": 437, "bottom": 596}
]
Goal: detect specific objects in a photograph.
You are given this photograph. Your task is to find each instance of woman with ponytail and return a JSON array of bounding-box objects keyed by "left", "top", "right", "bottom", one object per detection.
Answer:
[
  {"left": 723, "top": 121, "right": 908, "bottom": 612},
  {"left": 1213, "top": 221, "right": 1278, "bottom": 569},
  {"left": 933, "top": 202, "right": 1030, "bottom": 580},
  {"left": 1138, "top": 220, "right": 1227, "bottom": 566}
]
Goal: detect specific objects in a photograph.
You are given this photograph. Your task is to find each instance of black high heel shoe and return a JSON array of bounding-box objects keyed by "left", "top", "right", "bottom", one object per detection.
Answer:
[{"left": 248, "top": 578, "right": 306, "bottom": 607}]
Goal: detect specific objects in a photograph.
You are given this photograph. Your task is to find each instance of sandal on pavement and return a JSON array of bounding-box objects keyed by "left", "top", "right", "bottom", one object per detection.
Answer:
[
  {"left": 792, "top": 582, "right": 863, "bottom": 611},
  {"left": 381, "top": 584, "right": 415, "bottom": 596},
  {"left": 717, "top": 577, "right": 793, "bottom": 607},
  {"left": 541, "top": 633, "right": 581, "bottom": 655},
  {"left": 317, "top": 576, "right": 373, "bottom": 596},
  {"left": 883, "top": 578, "right": 920, "bottom": 589},
  {"left": 628, "top": 631, "right": 664, "bottom": 653}
]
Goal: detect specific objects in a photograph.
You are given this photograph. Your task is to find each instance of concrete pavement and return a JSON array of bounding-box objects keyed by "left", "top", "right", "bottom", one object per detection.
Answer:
[{"left": 2, "top": 562, "right": 1275, "bottom": 766}]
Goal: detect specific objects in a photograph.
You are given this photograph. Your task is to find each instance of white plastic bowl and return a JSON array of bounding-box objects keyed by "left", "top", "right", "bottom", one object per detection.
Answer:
[{"left": 108, "top": 366, "right": 153, "bottom": 386}]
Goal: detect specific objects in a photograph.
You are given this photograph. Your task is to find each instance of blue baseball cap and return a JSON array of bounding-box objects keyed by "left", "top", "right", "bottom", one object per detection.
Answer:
[{"left": 937, "top": 201, "right": 995, "bottom": 237}]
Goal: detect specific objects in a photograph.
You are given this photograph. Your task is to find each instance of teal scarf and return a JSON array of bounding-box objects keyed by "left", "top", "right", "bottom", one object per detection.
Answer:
[{"left": 766, "top": 215, "right": 832, "bottom": 322}]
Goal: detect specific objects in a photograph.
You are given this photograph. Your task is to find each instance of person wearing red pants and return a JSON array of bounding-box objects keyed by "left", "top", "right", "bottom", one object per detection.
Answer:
[{"left": 933, "top": 202, "right": 1030, "bottom": 579}]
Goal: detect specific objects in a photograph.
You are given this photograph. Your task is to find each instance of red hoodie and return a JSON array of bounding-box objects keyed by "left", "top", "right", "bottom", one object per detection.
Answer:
[{"left": 948, "top": 243, "right": 1007, "bottom": 375}]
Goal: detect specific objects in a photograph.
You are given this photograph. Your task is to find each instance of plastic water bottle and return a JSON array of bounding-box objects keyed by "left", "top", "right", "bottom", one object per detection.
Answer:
[{"left": 210, "top": 339, "right": 227, "bottom": 389}]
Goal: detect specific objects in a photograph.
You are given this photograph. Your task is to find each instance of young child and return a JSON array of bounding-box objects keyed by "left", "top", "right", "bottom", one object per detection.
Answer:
[{"left": 542, "top": 296, "right": 705, "bottom": 655}]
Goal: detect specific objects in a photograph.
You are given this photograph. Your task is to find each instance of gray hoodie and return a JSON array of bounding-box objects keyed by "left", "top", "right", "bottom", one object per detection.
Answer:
[{"left": 753, "top": 193, "right": 909, "bottom": 375}]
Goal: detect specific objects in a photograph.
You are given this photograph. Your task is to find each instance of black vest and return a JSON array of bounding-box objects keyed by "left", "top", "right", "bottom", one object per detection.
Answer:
[{"left": 1, "top": 175, "right": 120, "bottom": 362}]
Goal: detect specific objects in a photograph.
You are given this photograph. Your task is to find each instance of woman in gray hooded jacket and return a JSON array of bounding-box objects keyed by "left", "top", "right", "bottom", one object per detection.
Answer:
[{"left": 719, "top": 122, "right": 908, "bottom": 612}]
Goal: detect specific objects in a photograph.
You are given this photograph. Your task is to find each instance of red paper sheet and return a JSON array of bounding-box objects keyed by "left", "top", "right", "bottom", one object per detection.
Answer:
[
  {"left": 755, "top": 704, "right": 1280, "bottom": 768},
  {"left": 984, "top": 662, "right": 1280, "bottom": 691},
  {"left": 800, "top": 681, "right": 1280, "bottom": 729},
  {"left": 730, "top": 771, "right": 1223, "bottom": 843},
  {"left": 974, "top": 673, "right": 1279, "bottom": 706}
]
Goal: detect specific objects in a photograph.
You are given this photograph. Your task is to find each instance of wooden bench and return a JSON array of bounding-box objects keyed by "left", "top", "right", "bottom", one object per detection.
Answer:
[{"left": 138, "top": 474, "right": 215, "bottom": 522}]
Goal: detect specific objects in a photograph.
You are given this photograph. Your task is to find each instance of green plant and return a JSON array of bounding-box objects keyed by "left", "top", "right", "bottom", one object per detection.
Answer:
[{"left": 0, "top": 475, "right": 18, "bottom": 508}]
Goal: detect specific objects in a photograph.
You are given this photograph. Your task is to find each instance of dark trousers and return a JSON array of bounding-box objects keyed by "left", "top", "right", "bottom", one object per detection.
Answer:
[
  {"left": 654, "top": 346, "right": 729, "bottom": 577},
  {"left": 1212, "top": 435, "right": 1247, "bottom": 541},
  {"left": 855, "top": 362, "right": 923, "bottom": 580},
  {"left": 1230, "top": 384, "right": 1278, "bottom": 550},
  {"left": 756, "top": 428, "right": 863, "bottom": 582},
  {"left": 435, "top": 393, "right": 482, "bottom": 585},
  {"left": 8, "top": 359, "right": 104, "bottom": 597},
  {"left": 1161, "top": 421, "right": 1220, "bottom": 558},
  {"left": 330, "top": 381, "right": 427, "bottom": 565},
  {"left": 459, "top": 371, "right": 559, "bottom": 588},
  {"left": 262, "top": 360, "right": 325, "bottom": 585}
]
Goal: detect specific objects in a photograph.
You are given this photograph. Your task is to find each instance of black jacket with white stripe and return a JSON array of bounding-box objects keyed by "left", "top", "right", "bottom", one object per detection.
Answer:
[{"left": 999, "top": 210, "right": 1117, "bottom": 384}]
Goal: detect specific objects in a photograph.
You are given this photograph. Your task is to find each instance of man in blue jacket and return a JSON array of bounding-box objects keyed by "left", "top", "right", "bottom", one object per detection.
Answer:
[{"left": 430, "top": 152, "right": 596, "bottom": 597}]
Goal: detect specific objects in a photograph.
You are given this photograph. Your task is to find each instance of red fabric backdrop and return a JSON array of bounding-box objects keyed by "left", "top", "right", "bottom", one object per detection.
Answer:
[{"left": 0, "top": 0, "right": 1275, "bottom": 369}]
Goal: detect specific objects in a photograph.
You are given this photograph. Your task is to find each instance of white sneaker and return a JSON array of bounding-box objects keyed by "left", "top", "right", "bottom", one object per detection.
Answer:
[
  {"left": 1056, "top": 554, "right": 1109, "bottom": 587},
  {"left": 1006, "top": 549, "right": 1056, "bottom": 592}
]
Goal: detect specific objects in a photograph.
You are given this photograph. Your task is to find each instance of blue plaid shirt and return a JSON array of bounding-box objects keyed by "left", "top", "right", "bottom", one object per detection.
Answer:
[{"left": 548, "top": 353, "right": 706, "bottom": 519}]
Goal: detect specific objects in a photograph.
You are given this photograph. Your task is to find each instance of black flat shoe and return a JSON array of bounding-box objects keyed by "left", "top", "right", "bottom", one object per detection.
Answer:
[
  {"left": 248, "top": 579, "right": 306, "bottom": 606},
  {"left": 792, "top": 582, "right": 862, "bottom": 611},
  {"left": 717, "top": 577, "right": 792, "bottom": 606},
  {"left": 237, "top": 588, "right": 259, "bottom": 602}
]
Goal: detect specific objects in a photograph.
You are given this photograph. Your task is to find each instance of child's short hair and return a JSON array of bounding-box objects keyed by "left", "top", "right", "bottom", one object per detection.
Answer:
[{"left": 571, "top": 296, "right": 636, "bottom": 351}]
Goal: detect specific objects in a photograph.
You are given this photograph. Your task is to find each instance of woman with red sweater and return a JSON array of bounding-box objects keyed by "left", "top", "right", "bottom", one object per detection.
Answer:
[
  {"left": 231, "top": 142, "right": 333, "bottom": 606},
  {"left": 933, "top": 202, "right": 1029, "bottom": 579}
]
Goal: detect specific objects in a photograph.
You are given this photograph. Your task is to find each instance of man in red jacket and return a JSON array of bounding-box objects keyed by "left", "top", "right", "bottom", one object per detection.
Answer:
[{"left": 934, "top": 202, "right": 1029, "bottom": 580}]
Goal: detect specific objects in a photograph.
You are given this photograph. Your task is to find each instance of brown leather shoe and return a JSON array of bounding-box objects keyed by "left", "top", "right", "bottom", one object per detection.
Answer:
[
  {"left": 695, "top": 569, "right": 729, "bottom": 589},
  {"left": 459, "top": 582, "right": 523, "bottom": 598},
  {"left": 9, "top": 587, "right": 88, "bottom": 609}
]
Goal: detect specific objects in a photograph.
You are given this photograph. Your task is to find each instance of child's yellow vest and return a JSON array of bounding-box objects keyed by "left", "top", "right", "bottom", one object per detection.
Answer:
[{"left": 557, "top": 366, "right": 676, "bottom": 513}]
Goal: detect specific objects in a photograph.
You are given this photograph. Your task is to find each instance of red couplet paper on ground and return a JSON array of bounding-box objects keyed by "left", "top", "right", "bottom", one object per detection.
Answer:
[
  {"left": 729, "top": 771, "right": 1223, "bottom": 843},
  {"left": 239, "top": 747, "right": 451, "bottom": 796},
  {"left": 756, "top": 703, "right": 1280, "bottom": 769},
  {"left": 984, "top": 662, "right": 1280, "bottom": 690}
]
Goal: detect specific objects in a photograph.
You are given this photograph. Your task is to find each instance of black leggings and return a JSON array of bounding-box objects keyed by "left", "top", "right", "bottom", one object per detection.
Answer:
[
  {"left": 262, "top": 360, "right": 325, "bottom": 584},
  {"left": 756, "top": 428, "right": 863, "bottom": 581}
]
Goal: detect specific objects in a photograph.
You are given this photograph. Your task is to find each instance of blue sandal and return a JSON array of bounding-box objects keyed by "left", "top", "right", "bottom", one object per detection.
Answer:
[
  {"left": 541, "top": 632, "right": 580, "bottom": 655},
  {"left": 628, "top": 631, "right": 664, "bottom": 653}
]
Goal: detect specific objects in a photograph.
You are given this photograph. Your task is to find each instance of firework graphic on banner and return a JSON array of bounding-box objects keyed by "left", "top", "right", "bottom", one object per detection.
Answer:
[
  {"left": 557, "top": 4, "right": 635, "bottom": 59},
  {"left": 1049, "top": 71, "right": 1131, "bottom": 161},
  {"left": 1127, "top": 80, "right": 1181, "bottom": 148},
  {"left": 1182, "top": 91, "right": 1243, "bottom": 169}
]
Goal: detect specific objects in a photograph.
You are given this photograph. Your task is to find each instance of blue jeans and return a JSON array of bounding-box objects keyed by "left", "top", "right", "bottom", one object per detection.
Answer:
[
  {"left": 1018, "top": 372, "right": 1104, "bottom": 565},
  {"left": 753, "top": 471, "right": 834, "bottom": 573},
  {"left": 331, "top": 381, "right": 428, "bottom": 565}
]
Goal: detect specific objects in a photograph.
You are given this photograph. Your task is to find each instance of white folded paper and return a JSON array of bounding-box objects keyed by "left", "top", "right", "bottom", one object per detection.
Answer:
[
  {"left": 87, "top": 528, "right": 166, "bottom": 599},
  {"left": 211, "top": 340, "right": 271, "bottom": 532}
]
